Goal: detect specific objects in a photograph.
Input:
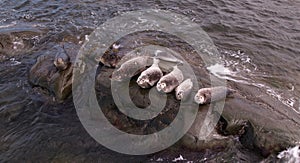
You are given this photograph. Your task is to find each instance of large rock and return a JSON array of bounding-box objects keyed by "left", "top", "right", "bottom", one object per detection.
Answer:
[
  {"left": 28, "top": 30, "right": 300, "bottom": 159},
  {"left": 29, "top": 42, "right": 79, "bottom": 102},
  {"left": 221, "top": 84, "right": 300, "bottom": 156},
  {"left": 181, "top": 83, "right": 300, "bottom": 157}
]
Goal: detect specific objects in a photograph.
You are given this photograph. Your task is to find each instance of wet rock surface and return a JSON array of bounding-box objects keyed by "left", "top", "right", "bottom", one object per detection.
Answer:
[
  {"left": 1, "top": 0, "right": 300, "bottom": 161},
  {"left": 222, "top": 83, "right": 300, "bottom": 156},
  {"left": 28, "top": 42, "right": 80, "bottom": 102},
  {"left": 21, "top": 30, "right": 300, "bottom": 162},
  {"left": 100, "top": 31, "right": 300, "bottom": 156},
  {"left": 0, "top": 24, "right": 44, "bottom": 61}
]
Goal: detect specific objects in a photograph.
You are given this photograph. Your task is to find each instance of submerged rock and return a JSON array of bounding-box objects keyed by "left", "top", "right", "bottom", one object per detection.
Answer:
[
  {"left": 0, "top": 24, "right": 45, "bottom": 60},
  {"left": 29, "top": 42, "right": 79, "bottom": 102}
]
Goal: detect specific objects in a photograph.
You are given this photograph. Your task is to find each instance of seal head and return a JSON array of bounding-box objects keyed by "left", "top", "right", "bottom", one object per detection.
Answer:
[
  {"left": 175, "top": 78, "right": 193, "bottom": 100},
  {"left": 53, "top": 45, "right": 70, "bottom": 71},
  {"left": 194, "top": 86, "right": 235, "bottom": 104},
  {"left": 156, "top": 65, "right": 184, "bottom": 93},
  {"left": 137, "top": 58, "right": 163, "bottom": 88}
]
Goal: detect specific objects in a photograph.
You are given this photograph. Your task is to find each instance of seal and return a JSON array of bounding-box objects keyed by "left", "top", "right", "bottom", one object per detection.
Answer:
[
  {"left": 156, "top": 65, "right": 184, "bottom": 93},
  {"left": 53, "top": 45, "right": 70, "bottom": 71},
  {"left": 111, "top": 56, "right": 149, "bottom": 81},
  {"left": 194, "top": 86, "right": 235, "bottom": 104},
  {"left": 111, "top": 49, "right": 183, "bottom": 81},
  {"left": 136, "top": 57, "right": 163, "bottom": 88},
  {"left": 175, "top": 78, "right": 193, "bottom": 100}
]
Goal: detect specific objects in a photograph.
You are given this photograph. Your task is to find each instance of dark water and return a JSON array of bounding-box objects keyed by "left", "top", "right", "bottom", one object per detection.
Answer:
[{"left": 0, "top": 0, "right": 299, "bottom": 162}]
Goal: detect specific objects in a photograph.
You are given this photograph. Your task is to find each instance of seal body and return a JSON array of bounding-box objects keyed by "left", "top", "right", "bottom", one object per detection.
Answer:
[
  {"left": 194, "top": 86, "right": 235, "bottom": 104},
  {"left": 111, "top": 53, "right": 183, "bottom": 82},
  {"left": 156, "top": 65, "right": 184, "bottom": 93},
  {"left": 111, "top": 56, "right": 149, "bottom": 81},
  {"left": 137, "top": 58, "right": 163, "bottom": 88},
  {"left": 175, "top": 78, "right": 193, "bottom": 100}
]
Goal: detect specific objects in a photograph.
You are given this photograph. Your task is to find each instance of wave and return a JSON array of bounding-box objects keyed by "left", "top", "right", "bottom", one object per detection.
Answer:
[{"left": 207, "top": 49, "right": 299, "bottom": 112}]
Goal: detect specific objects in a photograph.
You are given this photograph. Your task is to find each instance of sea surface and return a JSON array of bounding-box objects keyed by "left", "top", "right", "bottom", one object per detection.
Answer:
[{"left": 0, "top": 0, "right": 299, "bottom": 162}]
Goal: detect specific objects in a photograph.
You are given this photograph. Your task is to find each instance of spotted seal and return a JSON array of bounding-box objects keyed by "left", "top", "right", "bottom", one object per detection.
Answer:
[
  {"left": 111, "top": 49, "right": 183, "bottom": 81},
  {"left": 111, "top": 56, "right": 149, "bottom": 81},
  {"left": 194, "top": 86, "right": 235, "bottom": 104},
  {"left": 175, "top": 78, "right": 193, "bottom": 100},
  {"left": 136, "top": 57, "right": 163, "bottom": 88},
  {"left": 156, "top": 65, "right": 184, "bottom": 93}
]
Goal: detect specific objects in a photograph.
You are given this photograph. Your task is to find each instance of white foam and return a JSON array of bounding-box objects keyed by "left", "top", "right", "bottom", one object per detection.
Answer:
[
  {"left": 9, "top": 58, "right": 21, "bottom": 66},
  {"left": 207, "top": 49, "right": 298, "bottom": 112},
  {"left": 207, "top": 63, "right": 232, "bottom": 76},
  {"left": 0, "top": 22, "right": 17, "bottom": 29},
  {"left": 278, "top": 146, "right": 300, "bottom": 162},
  {"left": 172, "top": 155, "right": 186, "bottom": 162},
  {"left": 156, "top": 158, "right": 163, "bottom": 162},
  {"left": 13, "top": 40, "right": 24, "bottom": 50},
  {"left": 207, "top": 63, "right": 252, "bottom": 85},
  {"left": 112, "top": 43, "right": 121, "bottom": 49},
  {"left": 84, "top": 35, "right": 89, "bottom": 42}
]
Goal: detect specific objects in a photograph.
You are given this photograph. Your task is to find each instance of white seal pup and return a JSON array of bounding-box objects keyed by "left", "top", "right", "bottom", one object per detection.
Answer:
[
  {"left": 175, "top": 78, "right": 193, "bottom": 100},
  {"left": 136, "top": 57, "right": 163, "bottom": 88},
  {"left": 194, "top": 86, "right": 236, "bottom": 104},
  {"left": 156, "top": 65, "right": 184, "bottom": 93}
]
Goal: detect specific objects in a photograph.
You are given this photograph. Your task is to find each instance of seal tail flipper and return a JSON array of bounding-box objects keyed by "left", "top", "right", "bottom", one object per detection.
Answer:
[{"left": 151, "top": 50, "right": 184, "bottom": 65}]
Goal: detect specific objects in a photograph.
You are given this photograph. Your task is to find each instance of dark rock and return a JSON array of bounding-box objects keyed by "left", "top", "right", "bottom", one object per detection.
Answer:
[
  {"left": 27, "top": 30, "right": 300, "bottom": 159},
  {"left": 0, "top": 24, "right": 44, "bottom": 59},
  {"left": 182, "top": 90, "right": 300, "bottom": 157},
  {"left": 221, "top": 86, "right": 300, "bottom": 156},
  {"left": 29, "top": 42, "right": 80, "bottom": 102}
]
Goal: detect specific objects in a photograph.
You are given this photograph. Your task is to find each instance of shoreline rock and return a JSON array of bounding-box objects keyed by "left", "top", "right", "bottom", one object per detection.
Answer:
[
  {"left": 29, "top": 42, "right": 79, "bottom": 102},
  {"left": 27, "top": 31, "right": 300, "bottom": 160}
]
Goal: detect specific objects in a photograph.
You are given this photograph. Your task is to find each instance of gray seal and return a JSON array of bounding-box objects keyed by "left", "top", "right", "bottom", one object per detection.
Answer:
[
  {"left": 175, "top": 78, "right": 193, "bottom": 100},
  {"left": 194, "top": 86, "right": 235, "bottom": 104},
  {"left": 156, "top": 65, "right": 184, "bottom": 93},
  {"left": 136, "top": 57, "right": 163, "bottom": 88}
]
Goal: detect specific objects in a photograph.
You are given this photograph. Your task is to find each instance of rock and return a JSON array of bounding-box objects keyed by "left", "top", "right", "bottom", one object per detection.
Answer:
[
  {"left": 98, "top": 30, "right": 203, "bottom": 68},
  {"left": 181, "top": 89, "right": 300, "bottom": 157},
  {"left": 94, "top": 31, "right": 300, "bottom": 157},
  {"left": 95, "top": 61, "right": 233, "bottom": 152},
  {"left": 28, "top": 30, "right": 300, "bottom": 159},
  {"left": 95, "top": 65, "right": 181, "bottom": 135},
  {"left": 179, "top": 103, "right": 236, "bottom": 152},
  {"left": 221, "top": 95, "right": 300, "bottom": 156},
  {"left": 0, "top": 24, "right": 44, "bottom": 59},
  {"left": 29, "top": 42, "right": 79, "bottom": 102}
]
